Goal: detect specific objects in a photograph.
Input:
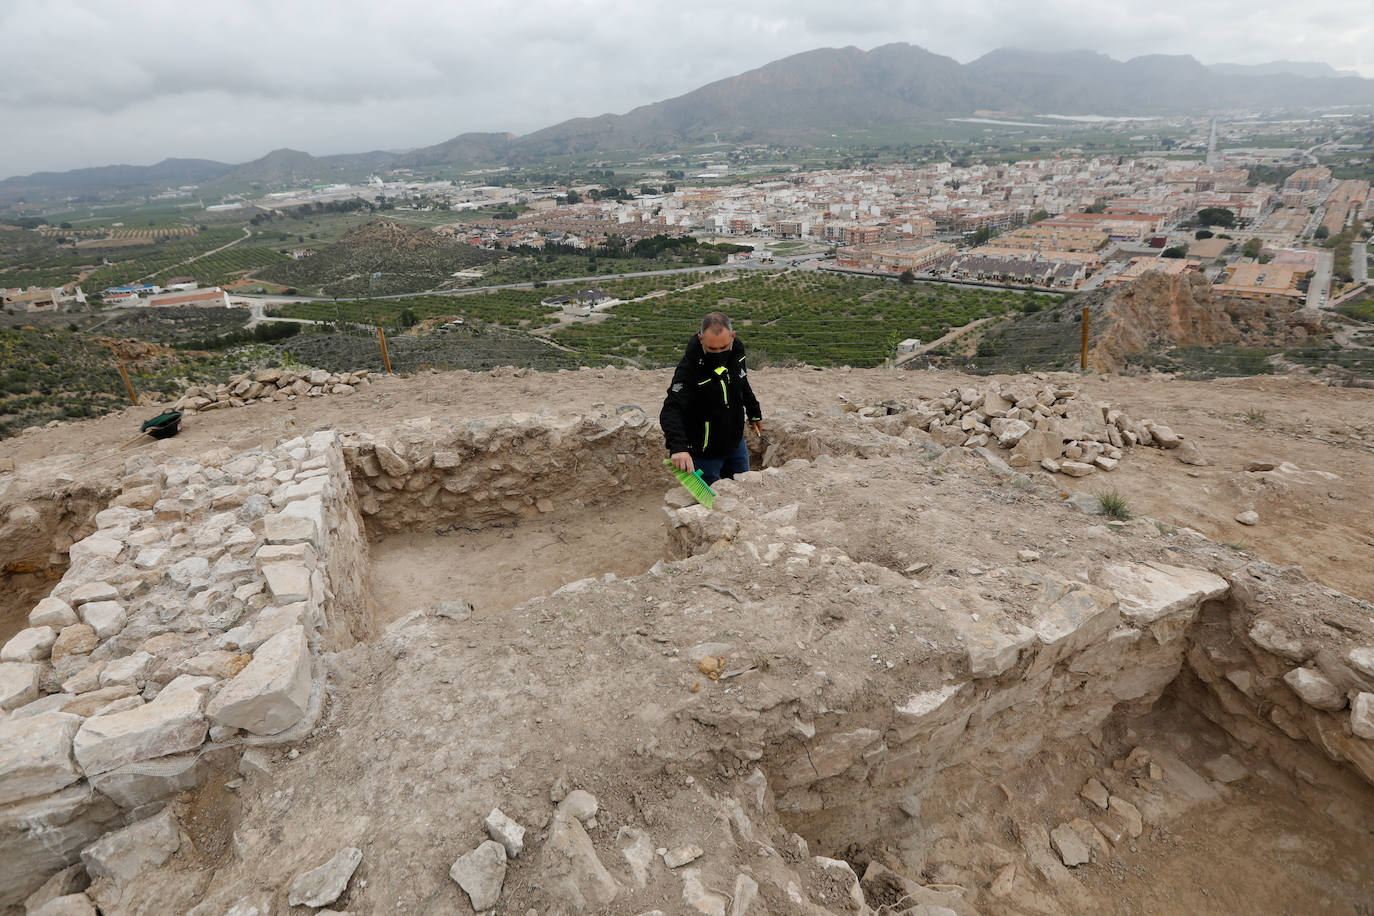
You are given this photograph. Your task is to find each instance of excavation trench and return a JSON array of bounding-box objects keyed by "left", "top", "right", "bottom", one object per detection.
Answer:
[{"left": 0, "top": 489, "right": 108, "bottom": 645}]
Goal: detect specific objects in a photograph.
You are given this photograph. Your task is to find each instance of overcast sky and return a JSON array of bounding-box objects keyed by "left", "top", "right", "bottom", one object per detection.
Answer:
[{"left": 3, "top": 0, "right": 1371, "bottom": 181}]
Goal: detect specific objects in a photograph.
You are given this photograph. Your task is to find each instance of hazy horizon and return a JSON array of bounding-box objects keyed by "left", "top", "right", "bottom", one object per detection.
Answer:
[{"left": 3, "top": 0, "right": 1372, "bottom": 182}]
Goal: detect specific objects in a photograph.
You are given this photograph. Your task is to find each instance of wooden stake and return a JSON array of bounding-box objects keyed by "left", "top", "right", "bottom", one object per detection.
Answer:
[
  {"left": 1080, "top": 305, "right": 1090, "bottom": 372},
  {"left": 116, "top": 362, "right": 139, "bottom": 406},
  {"left": 376, "top": 326, "right": 392, "bottom": 374}
]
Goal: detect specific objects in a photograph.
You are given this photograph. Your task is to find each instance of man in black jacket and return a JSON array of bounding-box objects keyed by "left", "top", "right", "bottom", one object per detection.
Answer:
[{"left": 660, "top": 312, "right": 763, "bottom": 484}]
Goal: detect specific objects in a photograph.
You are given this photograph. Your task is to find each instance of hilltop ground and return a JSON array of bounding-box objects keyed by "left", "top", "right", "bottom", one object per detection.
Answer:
[{"left": 5, "top": 365, "right": 1371, "bottom": 606}]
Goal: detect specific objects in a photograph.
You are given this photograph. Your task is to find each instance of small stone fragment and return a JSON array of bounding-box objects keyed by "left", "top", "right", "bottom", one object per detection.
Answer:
[
  {"left": 449, "top": 840, "right": 507, "bottom": 911},
  {"left": 1351, "top": 693, "right": 1374, "bottom": 740},
  {"left": 485, "top": 807, "right": 526, "bottom": 858},
  {"left": 1108, "top": 797, "right": 1143, "bottom": 838},
  {"left": 80, "top": 810, "right": 180, "bottom": 882},
  {"left": 1049, "top": 823, "right": 1091, "bottom": 867},
  {"left": 29, "top": 894, "right": 96, "bottom": 916},
  {"left": 1080, "top": 777, "right": 1109, "bottom": 810},
  {"left": 288, "top": 847, "right": 364, "bottom": 908},
  {"left": 30, "top": 597, "right": 79, "bottom": 630},
  {"left": 1234, "top": 510, "right": 1259, "bottom": 526},
  {"left": 1, "top": 626, "right": 56, "bottom": 662},
  {"left": 0, "top": 661, "right": 41, "bottom": 711},
  {"left": 559, "top": 789, "right": 598, "bottom": 824},
  {"left": 1059, "top": 460, "right": 1095, "bottom": 477},
  {"left": 662, "top": 845, "right": 703, "bottom": 869},
  {"left": 1283, "top": 667, "right": 1347, "bottom": 711}
]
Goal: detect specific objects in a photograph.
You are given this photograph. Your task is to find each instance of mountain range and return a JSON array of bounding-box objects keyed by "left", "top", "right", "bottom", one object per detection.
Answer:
[{"left": 3, "top": 44, "right": 1372, "bottom": 203}]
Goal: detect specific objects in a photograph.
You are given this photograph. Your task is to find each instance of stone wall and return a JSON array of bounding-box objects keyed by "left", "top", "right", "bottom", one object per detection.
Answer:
[
  {"left": 663, "top": 470, "right": 1374, "bottom": 855},
  {"left": 0, "top": 431, "right": 371, "bottom": 906}
]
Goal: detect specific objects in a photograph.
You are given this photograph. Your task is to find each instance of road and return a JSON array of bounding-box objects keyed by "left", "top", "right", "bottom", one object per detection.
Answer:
[
  {"left": 1307, "top": 249, "right": 1334, "bottom": 310},
  {"left": 132, "top": 227, "right": 252, "bottom": 285},
  {"left": 892, "top": 316, "right": 1002, "bottom": 365}
]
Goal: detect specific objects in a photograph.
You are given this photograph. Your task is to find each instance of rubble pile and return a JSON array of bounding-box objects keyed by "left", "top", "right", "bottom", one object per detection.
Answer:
[
  {"left": 884, "top": 382, "right": 1206, "bottom": 476},
  {"left": 173, "top": 368, "right": 372, "bottom": 414},
  {"left": 0, "top": 431, "right": 370, "bottom": 908}
]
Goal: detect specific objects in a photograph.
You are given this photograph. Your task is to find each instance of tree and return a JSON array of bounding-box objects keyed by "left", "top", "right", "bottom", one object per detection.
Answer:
[
  {"left": 1161, "top": 245, "right": 1189, "bottom": 259},
  {"left": 1314, "top": 225, "right": 1330, "bottom": 239},
  {"left": 1197, "top": 207, "right": 1236, "bottom": 228},
  {"left": 1242, "top": 238, "right": 1263, "bottom": 259},
  {"left": 563, "top": 190, "right": 581, "bottom": 205},
  {"left": 1194, "top": 229, "right": 1214, "bottom": 240},
  {"left": 1031, "top": 209, "right": 1050, "bottom": 224},
  {"left": 398, "top": 308, "right": 419, "bottom": 328},
  {"left": 898, "top": 269, "right": 915, "bottom": 285}
]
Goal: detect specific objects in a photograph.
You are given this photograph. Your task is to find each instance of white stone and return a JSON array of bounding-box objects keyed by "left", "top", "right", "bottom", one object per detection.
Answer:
[
  {"left": 133, "top": 547, "right": 169, "bottom": 569},
  {"left": 80, "top": 601, "right": 128, "bottom": 639},
  {"left": 1, "top": 626, "right": 56, "bottom": 662},
  {"left": 449, "top": 840, "right": 506, "bottom": 911},
  {"left": 281, "top": 495, "right": 327, "bottom": 547},
  {"left": 1108, "top": 797, "right": 1143, "bottom": 838},
  {"left": 485, "top": 808, "right": 526, "bottom": 858},
  {"left": 0, "top": 662, "right": 41, "bottom": 711},
  {"left": 29, "top": 598, "right": 78, "bottom": 629},
  {"left": 1348, "top": 648, "right": 1374, "bottom": 678},
  {"left": 1248, "top": 619, "right": 1306, "bottom": 661},
  {"left": 559, "top": 789, "right": 599, "bottom": 824},
  {"left": 167, "top": 557, "right": 211, "bottom": 589},
  {"left": 1050, "top": 823, "right": 1091, "bottom": 867},
  {"left": 88, "top": 752, "right": 204, "bottom": 808},
  {"left": 1352, "top": 693, "right": 1374, "bottom": 740},
  {"left": 1081, "top": 777, "right": 1109, "bottom": 810},
  {"left": 990, "top": 417, "right": 1032, "bottom": 448},
  {"left": 0, "top": 712, "right": 82, "bottom": 804},
  {"left": 1093, "top": 455, "right": 1118, "bottom": 471},
  {"left": 1235, "top": 510, "right": 1259, "bottom": 526},
  {"left": 205, "top": 626, "right": 312, "bottom": 736},
  {"left": 239, "top": 602, "right": 311, "bottom": 652},
  {"left": 538, "top": 812, "right": 619, "bottom": 910},
  {"left": 731, "top": 874, "right": 759, "bottom": 916},
  {"left": 288, "top": 846, "right": 363, "bottom": 908},
  {"left": 99, "top": 652, "right": 155, "bottom": 689},
  {"left": 1151, "top": 425, "right": 1182, "bottom": 448},
  {"left": 1059, "top": 460, "right": 1095, "bottom": 477},
  {"left": 616, "top": 826, "right": 655, "bottom": 888},
  {"left": 72, "top": 676, "right": 211, "bottom": 775},
  {"left": 681, "top": 868, "right": 726, "bottom": 916},
  {"left": 262, "top": 562, "right": 311, "bottom": 604},
  {"left": 1283, "top": 667, "right": 1347, "bottom": 711},
  {"left": 895, "top": 683, "right": 964, "bottom": 722},
  {"left": 69, "top": 534, "right": 122, "bottom": 563},
  {"left": 1097, "top": 563, "right": 1228, "bottom": 626},
  {"left": 662, "top": 845, "right": 703, "bottom": 868},
  {"left": 80, "top": 810, "right": 180, "bottom": 882},
  {"left": 69, "top": 582, "right": 118, "bottom": 605},
  {"left": 29, "top": 894, "right": 96, "bottom": 916}
]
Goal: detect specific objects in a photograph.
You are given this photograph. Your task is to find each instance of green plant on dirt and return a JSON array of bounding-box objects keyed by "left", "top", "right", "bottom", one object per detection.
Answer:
[
  {"left": 1240, "top": 409, "right": 1266, "bottom": 426},
  {"left": 1096, "top": 489, "right": 1133, "bottom": 520}
]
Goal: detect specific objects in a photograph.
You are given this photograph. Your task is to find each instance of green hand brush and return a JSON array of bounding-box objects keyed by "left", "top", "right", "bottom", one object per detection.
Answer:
[{"left": 664, "top": 459, "right": 716, "bottom": 509}]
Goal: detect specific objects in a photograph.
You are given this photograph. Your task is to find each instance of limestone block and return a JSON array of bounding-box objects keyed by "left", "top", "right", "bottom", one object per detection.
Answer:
[
  {"left": 88, "top": 752, "right": 204, "bottom": 808},
  {"left": 933, "top": 587, "right": 1037, "bottom": 677},
  {"left": 79, "top": 601, "right": 128, "bottom": 640},
  {"left": 62, "top": 685, "right": 138, "bottom": 718},
  {"left": 1283, "top": 667, "right": 1347, "bottom": 711},
  {"left": 374, "top": 443, "right": 412, "bottom": 477},
  {"left": 485, "top": 808, "right": 526, "bottom": 858},
  {"left": 30, "top": 598, "right": 79, "bottom": 630},
  {"left": 1024, "top": 575, "right": 1120, "bottom": 664},
  {"left": 449, "top": 840, "right": 507, "bottom": 911},
  {"left": 1248, "top": 619, "right": 1306, "bottom": 661},
  {"left": 1353, "top": 694, "right": 1374, "bottom": 740},
  {"left": 205, "top": 626, "right": 312, "bottom": 736},
  {"left": 69, "top": 534, "right": 123, "bottom": 564},
  {"left": 1096, "top": 563, "right": 1228, "bottom": 627},
  {"left": 167, "top": 557, "right": 211, "bottom": 591},
  {"left": 281, "top": 495, "right": 327, "bottom": 548},
  {"left": 288, "top": 846, "right": 363, "bottom": 908},
  {"left": 262, "top": 561, "right": 311, "bottom": 604},
  {"left": 1349, "top": 648, "right": 1374, "bottom": 678},
  {"left": 178, "top": 650, "right": 251, "bottom": 679},
  {"left": 72, "top": 676, "right": 211, "bottom": 776},
  {"left": 254, "top": 542, "right": 316, "bottom": 568},
  {"left": 779, "top": 728, "right": 880, "bottom": 787},
  {"left": 0, "top": 712, "right": 83, "bottom": 804},
  {"left": 1059, "top": 460, "right": 1095, "bottom": 477},
  {"left": 133, "top": 547, "right": 169, "bottom": 569},
  {"left": 536, "top": 812, "right": 619, "bottom": 911},
  {"left": 95, "top": 507, "right": 148, "bottom": 530},
  {"left": 28, "top": 894, "right": 96, "bottom": 916},
  {"left": 1150, "top": 425, "right": 1182, "bottom": 448},
  {"left": 98, "top": 652, "right": 155, "bottom": 689},
  {"left": 1050, "top": 823, "right": 1090, "bottom": 867},
  {"left": 70, "top": 582, "right": 118, "bottom": 605},
  {"left": 1, "top": 661, "right": 41, "bottom": 710},
  {"left": 990, "top": 417, "right": 1032, "bottom": 448},
  {"left": 80, "top": 810, "right": 180, "bottom": 882},
  {"left": 239, "top": 602, "right": 311, "bottom": 652},
  {"left": 23, "top": 864, "right": 88, "bottom": 914},
  {"left": 2, "top": 626, "right": 56, "bottom": 662}
]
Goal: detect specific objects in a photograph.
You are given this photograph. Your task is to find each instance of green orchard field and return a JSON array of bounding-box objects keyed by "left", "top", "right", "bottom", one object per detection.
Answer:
[{"left": 549, "top": 272, "right": 1059, "bottom": 367}]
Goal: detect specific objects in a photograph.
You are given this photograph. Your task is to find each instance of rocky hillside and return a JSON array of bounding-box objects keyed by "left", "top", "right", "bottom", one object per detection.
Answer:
[{"left": 950, "top": 271, "right": 1335, "bottom": 376}]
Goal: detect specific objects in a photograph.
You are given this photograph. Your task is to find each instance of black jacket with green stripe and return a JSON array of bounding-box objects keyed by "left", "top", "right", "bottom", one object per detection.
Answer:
[{"left": 660, "top": 335, "right": 762, "bottom": 459}]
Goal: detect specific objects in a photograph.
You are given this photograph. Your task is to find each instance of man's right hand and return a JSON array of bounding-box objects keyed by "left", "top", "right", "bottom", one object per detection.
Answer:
[{"left": 670, "top": 452, "right": 694, "bottom": 473}]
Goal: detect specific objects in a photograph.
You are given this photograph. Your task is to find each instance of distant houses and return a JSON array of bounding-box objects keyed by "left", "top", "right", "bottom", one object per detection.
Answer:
[
  {"left": 0, "top": 285, "right": 87, "bottom": 311},
  {"left": 540, "top": 287, "right": 617, "bottom": 314}
]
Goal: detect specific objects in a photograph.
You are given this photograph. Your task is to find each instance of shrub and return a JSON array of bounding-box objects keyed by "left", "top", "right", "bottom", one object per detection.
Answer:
[{"left": 1096, "top": 490, "right": 1133, "bottom": 520}]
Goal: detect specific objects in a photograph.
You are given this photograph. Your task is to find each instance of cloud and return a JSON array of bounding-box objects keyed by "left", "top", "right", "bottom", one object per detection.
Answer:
[{"left": 1, "top": 0, "right": 1370, "bottom": 179}]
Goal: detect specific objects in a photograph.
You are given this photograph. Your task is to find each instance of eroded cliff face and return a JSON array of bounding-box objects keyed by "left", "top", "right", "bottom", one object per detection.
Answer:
[{"left": 1088, "top": 272, "right": 1323, "bottom": 372}]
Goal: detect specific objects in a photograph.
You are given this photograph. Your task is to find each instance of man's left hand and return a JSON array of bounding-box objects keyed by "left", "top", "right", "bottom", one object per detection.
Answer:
[{"left": 750, "top": 421, "right": 763, "bottom": 437}]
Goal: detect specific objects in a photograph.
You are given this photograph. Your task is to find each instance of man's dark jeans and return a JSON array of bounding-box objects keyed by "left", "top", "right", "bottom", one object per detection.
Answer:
[{"left": 694, "top": 436, "right": 749, "bottom": 485}]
